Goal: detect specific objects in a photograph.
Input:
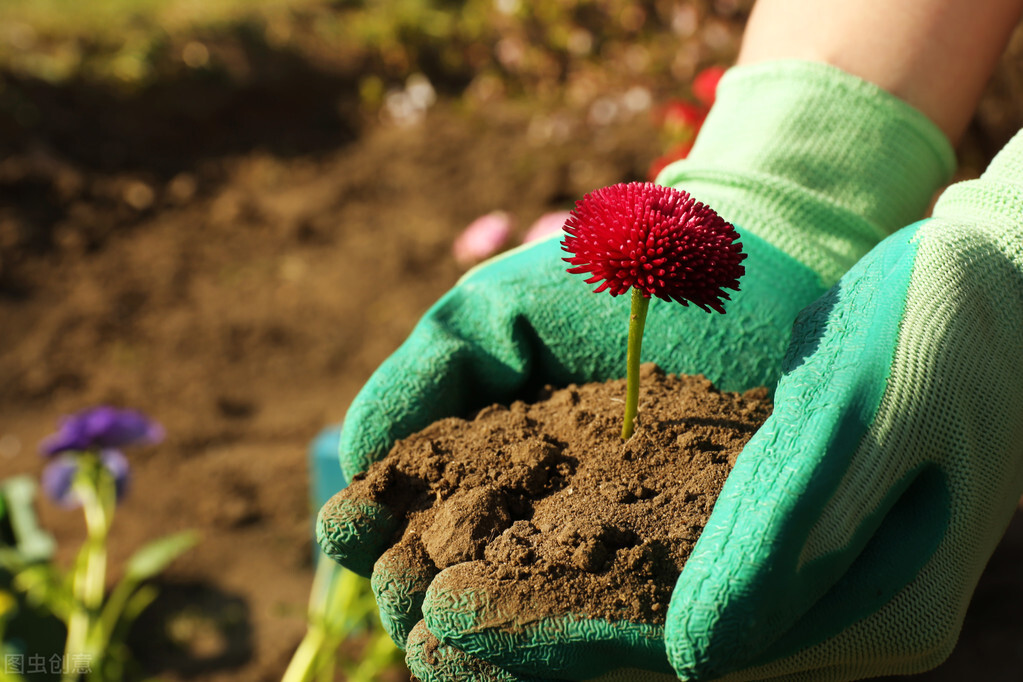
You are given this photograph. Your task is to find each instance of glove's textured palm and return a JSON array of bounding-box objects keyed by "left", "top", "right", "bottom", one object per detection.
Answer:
[
  {"left": 373, "top": 230, "right": 819, "bottom": 682},
  {"left": 665, "top": 133, "right": 1023, "bottom": 681},
  {"left": 315, "top": 60, "right": 955, "bottom": 681}
]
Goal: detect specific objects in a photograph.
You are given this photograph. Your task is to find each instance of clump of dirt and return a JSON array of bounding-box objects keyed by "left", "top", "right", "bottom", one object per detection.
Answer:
[{"left": 340, "top": 363, "right": 771, "bottom": 625}]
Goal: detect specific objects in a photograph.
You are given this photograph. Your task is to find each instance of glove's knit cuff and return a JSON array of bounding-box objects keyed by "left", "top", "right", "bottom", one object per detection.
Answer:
[
  {"left": 933, "top": 130, "right": 1023, "bottom": 269},
  {"left": 656, "top": 60, "right": 956, "bottom": 285}
]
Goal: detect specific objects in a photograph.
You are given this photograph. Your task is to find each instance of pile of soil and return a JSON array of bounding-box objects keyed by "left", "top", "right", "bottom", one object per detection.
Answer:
[{"left": 339, "top": 364, "right": 771, "bottom": 628}]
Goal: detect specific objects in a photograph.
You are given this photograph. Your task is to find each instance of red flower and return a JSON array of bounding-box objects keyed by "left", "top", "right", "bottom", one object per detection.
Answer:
[
  {"left": 646, "top": 141, "right": 695, "bottom": 182},
  {"left": 656, "top": 100, "right": 706, "bottom": 133},
  {"left": 562, "top": 182, "right": 745, "bottom": 313},
  {"left": 692, "top": 66, "right": 726, "bottom": 108}
]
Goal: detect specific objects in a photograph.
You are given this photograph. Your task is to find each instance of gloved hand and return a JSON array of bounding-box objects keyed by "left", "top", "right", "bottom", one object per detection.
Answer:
[
  {"left": 664, "top": 130, "right": 1023, "bottom": 681},
  {"left": 317, "top": 60, "right": 953, "bottom": 681}
]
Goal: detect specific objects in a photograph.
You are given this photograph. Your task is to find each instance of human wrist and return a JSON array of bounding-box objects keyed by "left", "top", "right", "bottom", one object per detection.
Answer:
[
  {"left": 735, "top": 0, "right": 1023, "bottom": 145},
  {"left": 656, "top": 60, "right": 956, "bottom": 285}
]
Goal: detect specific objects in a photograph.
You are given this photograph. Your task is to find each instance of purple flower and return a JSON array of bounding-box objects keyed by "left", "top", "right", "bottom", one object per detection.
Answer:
[
  {"left": 42, "top": 450, "right": 131, "bottom": 508},
  {"left": 39, "top": 406, "right": 163, "bottom": 457}
]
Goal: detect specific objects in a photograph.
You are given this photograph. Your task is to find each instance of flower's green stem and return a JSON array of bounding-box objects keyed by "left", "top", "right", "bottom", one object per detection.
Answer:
[{"left": 622, "top": 287, "right": 650, "bottom": 440}]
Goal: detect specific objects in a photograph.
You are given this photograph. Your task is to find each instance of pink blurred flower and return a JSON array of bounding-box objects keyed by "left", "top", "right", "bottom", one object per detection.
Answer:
[
  {"left": 522, "top": 211, "right": 572, "bottom": 243},
  {"left": 453, "top": 211, "right": 513, "bottom": 265}
]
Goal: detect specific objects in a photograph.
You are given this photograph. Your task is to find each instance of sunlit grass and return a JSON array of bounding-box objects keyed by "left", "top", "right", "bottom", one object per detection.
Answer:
[
  {"left": 0, "top": 0, "right": 739, "bottom": 101},
  {"left": 0, "top": 0, "right": 318, "bottom": 37},
  {"left": 0, "top": 0, "right": 326, "bottom": 84}
]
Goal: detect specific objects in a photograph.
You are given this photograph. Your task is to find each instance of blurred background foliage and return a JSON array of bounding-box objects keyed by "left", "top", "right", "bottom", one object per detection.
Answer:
[{"left": 0, "top": 0, "right": 747, "bottom": 107}]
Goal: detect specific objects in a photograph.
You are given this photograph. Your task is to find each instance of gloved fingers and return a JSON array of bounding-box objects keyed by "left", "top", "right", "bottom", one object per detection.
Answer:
[
  {"left": 337, "top": 327, "right": 503, "bottom": 482},
  {"left": 665, "top": 226, "right": 927, "bottom": 678},
  {"left": 733, "top": 212, "right": 1023, "bottom": 679},
  {"left": 316, "top": 482, "right": 399, "bottom": 578},
  {"left": 719, "top": 465, "right": 950, "bottom": 679},
  {"left": 406, "top": 620, "right": 550, "bottom": 682},
  {"left": 371, "top": 534, "right": 439, "bottom": 647},
  {"left": 407, "top": 618, "right": 677, "bottom": 682},
  {"left": 420, "top": 562, "right": 672, "bottom": 680},
  {"left": 406, "top": 621, "right": 675, "bottom": 682}
]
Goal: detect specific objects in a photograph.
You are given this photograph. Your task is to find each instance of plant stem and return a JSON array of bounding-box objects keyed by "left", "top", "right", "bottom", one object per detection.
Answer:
[
  {"left": 282, "top": 625, "right": 328, "bottom": 682},
  {"left": 64, "top": 456, "right": 113, "bottom": 682},
  {"left": 283, "top": 558, "right": 347, "bottom": 682},
  {"left": 621, "top": 287, "right": 650, "bottom": 440}
]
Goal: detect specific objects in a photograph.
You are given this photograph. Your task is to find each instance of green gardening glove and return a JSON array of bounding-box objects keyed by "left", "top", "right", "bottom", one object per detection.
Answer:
[
  {"left": 316, "top": 61, "right": 954, "bottom": 680},
  {"left": 663, "top": 129, "right": 1023, "bottom": 681}
]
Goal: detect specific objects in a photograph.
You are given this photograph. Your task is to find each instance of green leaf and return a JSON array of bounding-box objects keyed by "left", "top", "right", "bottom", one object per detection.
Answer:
[
  {"left": 0, "top": 475, "right": 56, "bottom": 563},
  {"left": 124, "top": 531, "right": 198, "bottom": 582},
  {"left": 0, "top": 547, "right": 26, "bottom": 573},
  {"left": 122, "top": 583, "right": 159, "bottom": 623},
  {"left": 12, "top": 563, "right": 72, "bottom": 619}
]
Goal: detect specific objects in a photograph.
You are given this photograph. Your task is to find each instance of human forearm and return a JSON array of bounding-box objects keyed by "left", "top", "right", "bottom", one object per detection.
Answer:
[{"left": 737, "top": 0, "right": 1023, "bottom": 145}]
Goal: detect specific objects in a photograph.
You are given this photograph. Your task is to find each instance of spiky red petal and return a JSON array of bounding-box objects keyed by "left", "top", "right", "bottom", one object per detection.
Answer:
[{"left": 561, "top": 182, "right": 745, "bottom": 313}]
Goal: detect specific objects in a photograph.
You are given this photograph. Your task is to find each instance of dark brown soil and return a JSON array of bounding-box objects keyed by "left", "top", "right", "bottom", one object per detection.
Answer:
[{"left": 339, "top": 364, "right": 771, "bottom": 625}]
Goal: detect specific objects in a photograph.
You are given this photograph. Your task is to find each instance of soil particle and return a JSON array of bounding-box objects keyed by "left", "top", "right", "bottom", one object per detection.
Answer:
[
  {"left": 342, "top": 364, "right": 771, "bottom": 625},
  {"left": 422, "top": 486, "right": 512, "bottom": 568}
]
